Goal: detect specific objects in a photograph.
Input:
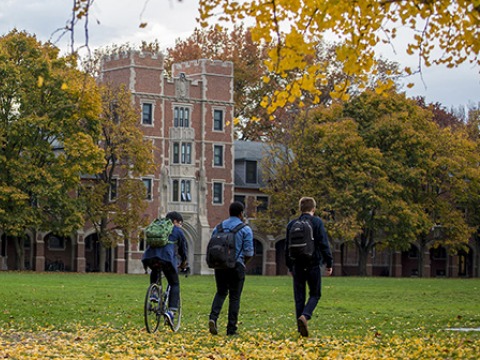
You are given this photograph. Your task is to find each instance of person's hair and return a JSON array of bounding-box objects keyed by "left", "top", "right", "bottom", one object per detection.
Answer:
[
  {"left": 166, "top": 211, "right": 183, "bottom": 223},
  {"left": 299, "top": 197, "right": 316, "bottom": 213},
  {"left": 229, "top": 201, "right": 244, "bottom": 217}
]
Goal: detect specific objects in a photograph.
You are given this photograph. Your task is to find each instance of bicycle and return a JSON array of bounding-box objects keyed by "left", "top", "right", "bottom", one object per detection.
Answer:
[{"left": 144, "top": 265, "right": 190, "bottom": 333}]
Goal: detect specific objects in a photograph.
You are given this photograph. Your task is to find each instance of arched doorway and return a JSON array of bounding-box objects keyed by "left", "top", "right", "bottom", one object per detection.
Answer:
[
  {"left": 458, "top": 247, "right": 473, "bottom": 277},
  {"left": 246, "top": 239, "right": 263, "bottom": 275},
  {"left": 401, "top": 244, "right": 419, "bottom": 277},
  {"left": 84, "top": 233, "right": 113, "bottom": 272},
  {"left": 44, "top": 234, "right": 71, "bottom": 271},
  {"left": 430, "top": 246, "right": 447, "bottom": 277}
]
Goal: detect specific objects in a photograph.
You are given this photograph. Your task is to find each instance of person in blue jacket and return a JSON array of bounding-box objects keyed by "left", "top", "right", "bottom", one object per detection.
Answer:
[
  {"left": 208, "top": 201, "right": 254, "bottom": 336},
  {"left": 142, "top": 211, "right": 188, "bottom": 326}
]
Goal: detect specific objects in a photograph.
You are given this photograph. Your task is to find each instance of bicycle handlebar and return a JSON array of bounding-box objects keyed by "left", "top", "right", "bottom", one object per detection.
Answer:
[{"left": 179, "top": 266, "right": 191, "bottom": 277}]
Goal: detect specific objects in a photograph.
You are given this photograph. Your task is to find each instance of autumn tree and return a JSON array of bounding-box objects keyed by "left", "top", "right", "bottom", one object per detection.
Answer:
[
  {"left": 0, "top": 30, "right": 104, "bottom": 269},
  {"left": 199, "top": 0, "right": 480, "bottom": 114},
  {"left": 260, "top": 91, "right": 480, "bottom": 276},
  {"left": 79, "top": 84, "right": 155, "bottom": 272}
]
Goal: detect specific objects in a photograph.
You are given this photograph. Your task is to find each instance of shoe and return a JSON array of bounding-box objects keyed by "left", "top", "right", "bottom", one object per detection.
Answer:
[
  {"left": 150, "top": 292, "right": 159, "bottom": 302},
  {"left": 165, "top": 311, "right": 175, "bottom": 328},
  {"left": 209, "top": 319, "right": 218, "bottom": 335},
  {"left": 297, "top": 315, "right": 309, "bottom": 337}
]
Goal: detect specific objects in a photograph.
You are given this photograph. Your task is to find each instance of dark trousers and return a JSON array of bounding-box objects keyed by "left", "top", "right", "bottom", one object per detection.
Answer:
[
  {"left": 148, "top": 260, "right": 180, "bottom": 311},
  {"left": 209, "top": 263, "right": 246, "bottom": 334},
  {"left": 292, "top": 263, "right": 322, "bottom": 320}
]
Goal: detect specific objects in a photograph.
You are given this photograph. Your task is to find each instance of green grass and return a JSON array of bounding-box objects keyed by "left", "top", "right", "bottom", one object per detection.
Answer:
[{"left": 1, "top": 272, "right": 479, "bottom": 338}]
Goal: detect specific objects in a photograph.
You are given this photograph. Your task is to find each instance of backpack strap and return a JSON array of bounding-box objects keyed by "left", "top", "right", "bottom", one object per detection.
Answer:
[{"left": 231, "top": 223, "right": 246, "bottom": 233}]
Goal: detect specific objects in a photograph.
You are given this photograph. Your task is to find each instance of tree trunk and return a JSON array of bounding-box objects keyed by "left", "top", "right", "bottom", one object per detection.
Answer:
[
  {"left": 417, "top": 235, "right": 428, "bottom": 278},
  {"left": 357, "top": 246, "right": 369, "bottom": 276},
  {"left": 13, "top": 237, "right": 25, "bottom": 271}
]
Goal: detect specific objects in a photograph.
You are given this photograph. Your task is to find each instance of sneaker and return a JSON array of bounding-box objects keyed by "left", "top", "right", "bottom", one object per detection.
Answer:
[
  {"left": 209, "top": 319, "right": 218, "bottom": 335},
  {"left": 297, "top": 315, "right": 309, "bottom": 337},
  {"left": 165, "top": 311, "right": 175, "bottom": 328},
  {"left": 150, "top": 292, "right": 159, "bottom": 303}
]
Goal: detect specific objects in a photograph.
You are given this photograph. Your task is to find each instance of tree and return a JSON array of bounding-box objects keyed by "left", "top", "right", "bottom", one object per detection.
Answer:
[
  {"left": 0, "top": 30, "right": 104, "bottom": 269},
  {"left": 79, "top": 84, "right": 155, "bottom": 272},
  {"left": 199, "top": 0, "right": 480, "bottom": 114},
  {"left": 260, "top": 91, "right": 480, "bottom": 276}
]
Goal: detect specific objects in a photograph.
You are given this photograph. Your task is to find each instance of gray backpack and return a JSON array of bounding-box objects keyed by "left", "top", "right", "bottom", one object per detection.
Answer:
[{"left": 288, "top": 218, "right": 315, "bottom": 260}]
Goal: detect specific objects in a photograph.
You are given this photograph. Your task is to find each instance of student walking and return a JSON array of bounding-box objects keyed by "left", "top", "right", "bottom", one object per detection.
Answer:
[
  {"left": 208, "top": 201, "right": 254, "bottom": 336},
  {"left": 285, "top": 197, "right": 333, "bottom": 337}
]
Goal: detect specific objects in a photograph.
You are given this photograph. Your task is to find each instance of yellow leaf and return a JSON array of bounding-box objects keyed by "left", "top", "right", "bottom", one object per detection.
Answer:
[
  {"left": 61, "top": 83, "right": 68, "bottom": 90},
  {"left": 37, "top": 76, "right": 44, "bottom": 87}
]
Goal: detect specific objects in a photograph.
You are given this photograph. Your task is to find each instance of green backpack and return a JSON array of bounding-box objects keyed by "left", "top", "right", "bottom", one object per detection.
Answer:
[{"left": 144, "top": 218, "right": 174, "bottom": 248}]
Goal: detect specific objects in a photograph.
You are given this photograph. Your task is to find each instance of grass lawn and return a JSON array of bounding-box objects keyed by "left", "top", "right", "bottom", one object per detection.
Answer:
[{"left": 0, "top": 272, "right": 479, "bottom": 359}]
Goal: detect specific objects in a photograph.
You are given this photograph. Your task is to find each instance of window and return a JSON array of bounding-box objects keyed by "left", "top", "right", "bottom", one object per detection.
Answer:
[
  {"left": 173, "top": 142, "right": 192, "bottom": 164},
  {"left": 47, "top": 235, "right": 66, "bottom": 250},
  {"left": 213, "top": 182, "right": 223, "bottom": 204},
  {"left": 173, "top": 143, "right": 180, "bottom": 164},
  {"left": 234, "top": 195, "right": 245, "bottom": 206},
  {"left": 174, "top": 106, "right": 190, "bottom": 128},
  {"left": 109, "top": 178, "right": 118, "bottom": 201},
  {"left": 142, "top": 178, "right": 153, "bottom": 200},
  {"left": 213, "top": 109, "right": 223, "bottom": 131},
  {"left": 246, "top": 160, "right": 257, "bottom": 184},
  {"left": 214, "top": 145, "right": 223, "bottom": 167},
  {"left": 256, "top": 196, "right": 268, "bottom": 212},
  {"left": 182, "top": 143, "right": 192, "bottom": 164},
  {"left": 172, "top": 180, "right": 179, "bottom": 202},
  {"left": 142, "top": 103, "right": 153, "bottom": 125},
  {"left": 181, "top": 180, "right": 192, "bottom": 202},
  {"left": 172, "top": 179, "right": 192, "bottom": 202}
]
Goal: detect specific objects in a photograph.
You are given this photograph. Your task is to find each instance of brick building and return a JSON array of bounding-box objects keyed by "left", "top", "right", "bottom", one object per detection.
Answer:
[{"left": 1, "top": 51, "right": 478, "bottom": 277}]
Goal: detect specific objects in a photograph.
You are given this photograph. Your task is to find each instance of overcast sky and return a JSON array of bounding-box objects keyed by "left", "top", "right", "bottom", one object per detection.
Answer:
[{"left": 1, "top": 0, "right": 478, "bottom": 110}]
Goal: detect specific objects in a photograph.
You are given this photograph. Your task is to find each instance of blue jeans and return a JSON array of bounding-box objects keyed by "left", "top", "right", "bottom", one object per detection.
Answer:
[
  {"left": 144, "top": 258, "right": 180, "bottom": 311},
  {"left": 209, "top": 263, "right": 246, "bottom": 334},
  {"left": 292, "top": 263, "right": 322, "bottom": 320}
]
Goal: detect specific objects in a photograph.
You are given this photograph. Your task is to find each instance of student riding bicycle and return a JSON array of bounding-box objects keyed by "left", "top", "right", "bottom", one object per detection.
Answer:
[{"left": 142, "top": 211, "right": 188, "bottom": 327}]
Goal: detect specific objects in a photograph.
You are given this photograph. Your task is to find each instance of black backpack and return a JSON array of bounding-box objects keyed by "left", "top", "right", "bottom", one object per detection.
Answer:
[
  {"left": 206, "top": 223, "right": 246, "bottom": 269},
  {"left": 288, "top": 218, "right": 315, "bottom": 260}
]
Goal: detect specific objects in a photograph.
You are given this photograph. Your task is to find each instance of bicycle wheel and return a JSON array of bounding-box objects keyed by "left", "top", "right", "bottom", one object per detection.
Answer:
[{"left": 144, "top": 283, "right": 162, "bottom": 333}]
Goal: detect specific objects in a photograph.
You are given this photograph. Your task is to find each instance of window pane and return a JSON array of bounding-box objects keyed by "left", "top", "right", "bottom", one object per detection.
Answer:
[
  {"left": 246, "top": 161, "right": 257, "bottom": 183},
  {"left": 174, "top": 107, "right": 179, "bottom": 127},
  {"left": 143, "top": 178, "right": 152, "bottom": 200},
  {"left": 173, "top": 143, "right": 180, "bottom": 163},
  {"left": 180, "top": 108, "right": 184, "bottom": 127},
  {"left": 184, "top": 108, "right": 190, "bottom": 127},
  {"left": 142, "top": 103, "right": 152, "bottom": 125},
  {"left": 214, "top": 145, "right": 223, "bottom": 166},
  {"left": 173, "top": 180, "right": 179, "bottom": 202},
  {"left": 234, "top": 195, "right": 245, "bottom": 206},
  {"left": 214, "top": 109, "right": 223, "bottom": 131},
  {"left": 185, "top": 143, "right": 191, "bottom": 164},
  {"left": 256, "top": 196, "right": 268, "bottom": 212},
  {"left": 213, "top": 183, "right": 222, "bottom": 204}
]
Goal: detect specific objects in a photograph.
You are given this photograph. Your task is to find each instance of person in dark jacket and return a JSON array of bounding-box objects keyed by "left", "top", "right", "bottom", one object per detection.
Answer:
[
  {"left": 285, "top": 197, "right": 333, "bottom": 337},
  {"left": 142, "top": 211, "right": 188, "bottom": 327}
]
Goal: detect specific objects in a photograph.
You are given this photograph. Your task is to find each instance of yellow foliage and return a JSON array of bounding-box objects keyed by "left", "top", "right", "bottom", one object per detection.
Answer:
[
  {"left": 199, "top": 0, "right": 479, "bottom": 114},
  {"left": 0, "top": 327, "right": 479, "bottom": 359}
]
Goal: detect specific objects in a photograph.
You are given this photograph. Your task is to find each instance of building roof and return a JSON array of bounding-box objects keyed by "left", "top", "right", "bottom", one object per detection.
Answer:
[{"left": 234, "top": 140, "right": 268, "bottom": 161}]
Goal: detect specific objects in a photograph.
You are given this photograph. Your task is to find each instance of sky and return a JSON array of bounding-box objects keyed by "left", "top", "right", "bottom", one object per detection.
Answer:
[{"left": 0, "top": 0, "right": 478, "bottom": 110}]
